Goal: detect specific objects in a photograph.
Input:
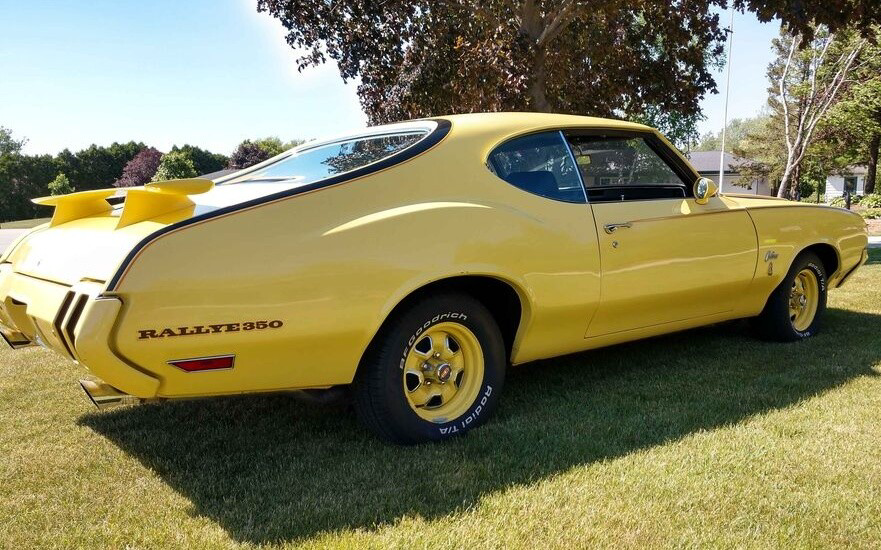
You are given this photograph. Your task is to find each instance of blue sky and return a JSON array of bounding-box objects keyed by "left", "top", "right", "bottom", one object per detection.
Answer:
[{"left": 1, "top": 1, "right": 779, "bottom": 155}]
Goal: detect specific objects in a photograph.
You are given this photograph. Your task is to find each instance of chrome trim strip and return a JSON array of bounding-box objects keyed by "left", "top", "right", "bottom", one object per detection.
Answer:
[{"left": 560, "top": 130, "right": 589, "bottom": 204}]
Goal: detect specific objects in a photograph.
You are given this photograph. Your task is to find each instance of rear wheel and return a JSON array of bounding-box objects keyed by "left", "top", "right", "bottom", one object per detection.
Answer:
[
  {"left": 353, "top": 293, "right": 505, "bottom": 444},
  {"left": 752, "top": 251, "right": 827, "bottom": 342}
]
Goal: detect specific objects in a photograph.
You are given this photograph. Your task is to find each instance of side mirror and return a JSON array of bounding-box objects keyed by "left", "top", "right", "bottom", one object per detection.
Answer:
[{"left": 694, "top": 177, "right": 718, "bottom": 205}]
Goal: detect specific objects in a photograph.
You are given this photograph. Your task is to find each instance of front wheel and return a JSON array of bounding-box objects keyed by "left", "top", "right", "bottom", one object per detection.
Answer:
[
  {"left": 353, "top": 293, "right": 506, "bottom": 444},
  {"left": 752, "top": 251, "right": 827, "bottom": 342}
]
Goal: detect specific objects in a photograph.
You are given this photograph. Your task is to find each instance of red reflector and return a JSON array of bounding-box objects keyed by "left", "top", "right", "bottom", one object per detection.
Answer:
[{"left": 168, "top": 355, "right": 235, "bottom": 372}]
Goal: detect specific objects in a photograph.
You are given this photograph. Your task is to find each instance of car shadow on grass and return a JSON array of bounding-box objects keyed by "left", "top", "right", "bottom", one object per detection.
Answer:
[{"left": 80, "top": 308, "right": 881, "bottom": 545}]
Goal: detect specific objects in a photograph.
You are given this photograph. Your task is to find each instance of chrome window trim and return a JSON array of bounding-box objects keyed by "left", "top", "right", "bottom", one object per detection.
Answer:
[{"left": 560, "top": 130, "right": 589, "bottom": 204}]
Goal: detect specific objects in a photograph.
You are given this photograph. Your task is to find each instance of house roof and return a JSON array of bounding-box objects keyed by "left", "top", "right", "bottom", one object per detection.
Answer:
[
  {"left": 839, "top": 165, "right": 868, "bottom": 176},
  {"left": 199, "top": 168, "right": 239, "bottom": 181},
  {"left": 687, "top": 151, "right": 750, "bottom": 174}
]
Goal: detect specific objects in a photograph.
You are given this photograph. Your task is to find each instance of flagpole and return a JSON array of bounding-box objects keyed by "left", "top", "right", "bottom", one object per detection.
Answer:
[{"left": 718, "top": 7, "right": 735, "bottom": 192}]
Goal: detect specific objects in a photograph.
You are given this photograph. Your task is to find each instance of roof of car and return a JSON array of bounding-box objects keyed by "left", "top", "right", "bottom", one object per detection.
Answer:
[{"left": 437, "top": 112, "right": 654, "bottom": 133}]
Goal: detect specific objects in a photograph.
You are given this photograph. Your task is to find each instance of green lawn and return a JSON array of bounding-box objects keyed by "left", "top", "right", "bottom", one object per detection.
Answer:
[
  {"left": 0, "top": 218, "right": 50, "bottom": 229},
  {"left": 2, "top": 256, "right": 881, "bottom": 548}
]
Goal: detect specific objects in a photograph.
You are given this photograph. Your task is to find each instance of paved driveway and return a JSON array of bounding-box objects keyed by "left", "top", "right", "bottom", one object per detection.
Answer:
[{"left": 0, "top": 229, "right": 25, "bottom": 255}]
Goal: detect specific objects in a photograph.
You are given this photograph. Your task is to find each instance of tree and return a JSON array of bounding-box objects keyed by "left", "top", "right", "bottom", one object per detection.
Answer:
[
  {"left": 0, "top": 126, "right": 26, "bottom": 156},
  {"left": 47, "top": 173, "right": 74, "bottom": 195},
  {"left": 257, "top": 0, "right": 880, "bottom": 146},
  {"left": 818, "top": 28, "right": 881, "bottom": 194},
  {"left": 0, "top": 153, "right": 57, "bottom": 222},
  {"left": 170, "top": 144, "right": 229, "bottom": 176},
  {"left": 151, "top": 151, "right": 197, "bottom": 182},
  {"left": 693, "top": 116, "right": 770, "bottom": 152},
  {"left": 768, "top": 27, "right": 865, "bottom": 199},
  {"left": 228, "top": 141, "right": 270, "bottom": 169},
  {"left": 56, "top": 141, "right": 146, "bottom": 191},
  {"left": 227, "top": 138, "right": 301, "bottom": 169},
  {"left": 115, "top": 147, "right": 162, "bottom": 187}
]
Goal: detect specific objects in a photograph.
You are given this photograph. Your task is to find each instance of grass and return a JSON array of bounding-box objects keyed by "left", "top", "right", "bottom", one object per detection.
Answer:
[
  {"left": 0, "top": 218, "right": 50, "bottom": 229},
  {"left": 2, "top": 258, "right": 881, "bottom": 548}
]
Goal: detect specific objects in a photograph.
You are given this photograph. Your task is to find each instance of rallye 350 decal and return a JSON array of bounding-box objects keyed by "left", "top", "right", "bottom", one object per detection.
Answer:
[{"left": 138, "top": 320, "right": 284, "bottom": 340}]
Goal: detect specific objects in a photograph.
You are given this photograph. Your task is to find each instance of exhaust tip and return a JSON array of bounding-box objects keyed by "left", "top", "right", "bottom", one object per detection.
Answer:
[{"left": 79, "top": 379, "right": 142, "bottom": 409}]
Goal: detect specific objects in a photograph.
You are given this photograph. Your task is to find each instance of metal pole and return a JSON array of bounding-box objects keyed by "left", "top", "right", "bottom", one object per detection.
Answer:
[{"left": 718, "top": 7, "right": 735, "bottom": 193}]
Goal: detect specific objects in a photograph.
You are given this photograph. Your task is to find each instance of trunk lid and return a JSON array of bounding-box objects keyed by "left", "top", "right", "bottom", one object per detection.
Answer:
[
  {"left": 3, "top": 178, "right": 306, "bottom": 287},
  {"left": 3, "top": 179, "right": 218, "bottom": 286}
]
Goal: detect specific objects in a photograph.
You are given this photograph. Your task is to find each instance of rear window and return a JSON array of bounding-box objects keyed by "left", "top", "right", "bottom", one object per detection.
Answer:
[{"left": 229, "top": 129, "right": 430, "bottom": 185}]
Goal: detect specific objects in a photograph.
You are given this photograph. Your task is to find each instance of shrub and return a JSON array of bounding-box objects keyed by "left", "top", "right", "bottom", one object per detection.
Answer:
[
  {"left": 861, "top": 194, "right": 881, "bottom": 209},
  {"left": 860, "top": 208, "right": 881, "bottom": 220},
  {"left": 116, "top": 147, "right": 162, "bottom": 187},
  {"left": 829, "top": 195, "right": 863, "bottom": 208},
  {"left": 47, "top": 173, "right": 74, "bottom": 195},
  {"left": 151, "top": 151, "right": 197, "bottom": 182}
]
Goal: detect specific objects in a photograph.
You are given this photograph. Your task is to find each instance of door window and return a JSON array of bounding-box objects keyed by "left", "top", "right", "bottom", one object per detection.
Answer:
[
  {"left": 488, "top": 132, "right": 585, "bottom": 203},
  {"left": 566, "top": 135, "right": 688, "bottom": 202}
]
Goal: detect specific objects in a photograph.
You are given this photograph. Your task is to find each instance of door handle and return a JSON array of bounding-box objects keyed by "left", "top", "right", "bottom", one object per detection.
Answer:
[{"left": 603, "top": 222, "right": 632, "bottom": 234}]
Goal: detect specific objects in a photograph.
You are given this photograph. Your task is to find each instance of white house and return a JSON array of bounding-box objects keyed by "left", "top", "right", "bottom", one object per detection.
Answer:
[
  {"left": 686, "top": 151, "right": 774, "bottom": 196},
  {"left": 825, "top": 166, "right": 869, "bottom": 201}
]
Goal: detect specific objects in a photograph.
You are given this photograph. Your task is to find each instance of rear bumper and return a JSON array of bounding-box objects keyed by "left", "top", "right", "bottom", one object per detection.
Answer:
[{"left": 0, "top": 263, "right": 160, "bottom": 398}]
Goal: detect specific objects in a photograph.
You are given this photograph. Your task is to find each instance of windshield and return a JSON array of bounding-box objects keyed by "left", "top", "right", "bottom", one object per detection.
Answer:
[{"left": 228, "top": 129, "right": 430, "bottom": 185}]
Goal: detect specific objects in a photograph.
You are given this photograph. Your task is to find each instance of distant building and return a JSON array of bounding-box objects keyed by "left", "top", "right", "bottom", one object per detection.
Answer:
[
  {"left": 687, "top": 151, "right": 773, "bottom": 196},
  {"left": 825, "top": 166, "right": 869, "bottom": 201}
]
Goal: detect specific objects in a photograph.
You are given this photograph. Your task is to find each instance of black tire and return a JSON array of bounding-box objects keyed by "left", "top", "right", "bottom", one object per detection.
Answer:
[
  {"left": 353, "top": 292, "right": 506, "bottom": 444},
  {"left": 751, "top": 251, "right": 827, "bottom": 342}
]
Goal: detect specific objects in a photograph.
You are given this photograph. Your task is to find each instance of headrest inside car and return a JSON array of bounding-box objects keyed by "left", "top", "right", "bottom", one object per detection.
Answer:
[{"left": 505, "top": 171, "right": 559, "bottom": 197}]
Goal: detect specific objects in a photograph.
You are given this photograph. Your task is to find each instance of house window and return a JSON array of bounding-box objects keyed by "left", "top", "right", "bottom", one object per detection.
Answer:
[{"left": 844, "top": 176, "right": 858, "bottom": 194}]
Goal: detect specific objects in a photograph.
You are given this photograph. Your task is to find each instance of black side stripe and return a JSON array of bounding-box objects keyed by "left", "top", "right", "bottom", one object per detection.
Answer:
[
  {"left": 65, "top": 294, "right": 89, "bottom": 349},
  {"left": 105, "top": 118, "right": 452, "bottom": 291},
  {"left": 53, "top": 291, "right": 76, "bottom": 359}
]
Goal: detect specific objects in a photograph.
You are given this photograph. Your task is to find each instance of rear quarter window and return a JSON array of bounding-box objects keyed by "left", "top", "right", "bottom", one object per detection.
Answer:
[{"left": 488, "top": 132, "right": 585, "bottom": 203}]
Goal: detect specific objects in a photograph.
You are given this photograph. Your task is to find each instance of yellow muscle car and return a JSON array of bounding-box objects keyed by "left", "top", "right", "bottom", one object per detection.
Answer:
[{"left": 0, "top": 113, "right": 869, "bottom": 443}]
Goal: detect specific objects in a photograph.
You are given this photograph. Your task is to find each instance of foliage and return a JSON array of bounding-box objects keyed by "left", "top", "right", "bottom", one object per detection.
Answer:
[
  {"left": 47, "top": 173, "right": 74, "bottom": 196},
  {"left": 151, "top": 151, "right": 198, "bottom": 182},
  {"left": 228, "top": 141, "right": 271, "bottom": 170},
  {"left": 816, "top": 27, "right": 881, "bottom": 194},
  {"left": 693, "top": 116, "right": 770, "bottom": 152},
  {"left": 732, "top": 115, "right": 785, "bottom": 194},
  {"left": 253, "top": 137, "right": 303, "bottom": 158},
  {"left": 766, "top": 26, "right": 865, "bottom": 199},
  {"left": 0, "top": 126, "right": 228, "bottom": 221},
  {"left": 170, "top": 144, "right": 229, "bottom": 176},
  {"left": 54, "top": 141, "right": 147, "bottom": 192},
  {"left": 257, "top": 0, "right": 732, "bottom": 146},
  {"left": 861, "top": 193, "right": 881, "bottom": 208},
  {"left": 860, "top": 208, "right": 881, "bottom": 219},
  {"left": 257, "top": 0, "right": 879, "bottom": 147},
  {"left": 0, "top": 153, "right": 57, "bottom": 222},
  {"left": 115, "top": 147, "right": 162, "bottom": 187},
  {"left": 0, "top": 126, "right": 26, "bottom": 156},
  {"left": 829, "top": 194, "right": 862, "bottom": 207}
]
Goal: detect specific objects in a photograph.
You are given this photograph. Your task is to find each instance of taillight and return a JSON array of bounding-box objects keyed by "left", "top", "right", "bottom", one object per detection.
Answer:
[{"left": 168, "top": 355, "right": 235, "bottom": 372}]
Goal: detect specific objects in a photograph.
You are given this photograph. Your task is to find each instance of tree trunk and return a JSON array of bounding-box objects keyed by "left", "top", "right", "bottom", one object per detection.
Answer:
[
  {"left": 866, "top": 132, "right": 879, "bottom": 195},
  {"left": 789, "top": 162, "right": 802, "bottom": 200},
  {"left": 528, "top": 47, "right": 553, "bottom": 112}
]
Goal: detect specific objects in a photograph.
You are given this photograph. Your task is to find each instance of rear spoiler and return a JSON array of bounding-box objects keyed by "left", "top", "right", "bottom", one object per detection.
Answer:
[{"left": 33, "top": 178, "right": 214, "bottom": 228}]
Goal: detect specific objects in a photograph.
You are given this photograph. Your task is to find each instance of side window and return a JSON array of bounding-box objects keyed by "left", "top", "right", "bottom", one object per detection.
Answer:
[
  {"left": 488, "top": 132, "right": 585, "bottom": 203},
  {"left": 566, "top": 135, "right": 688, "bottom": 202}
]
